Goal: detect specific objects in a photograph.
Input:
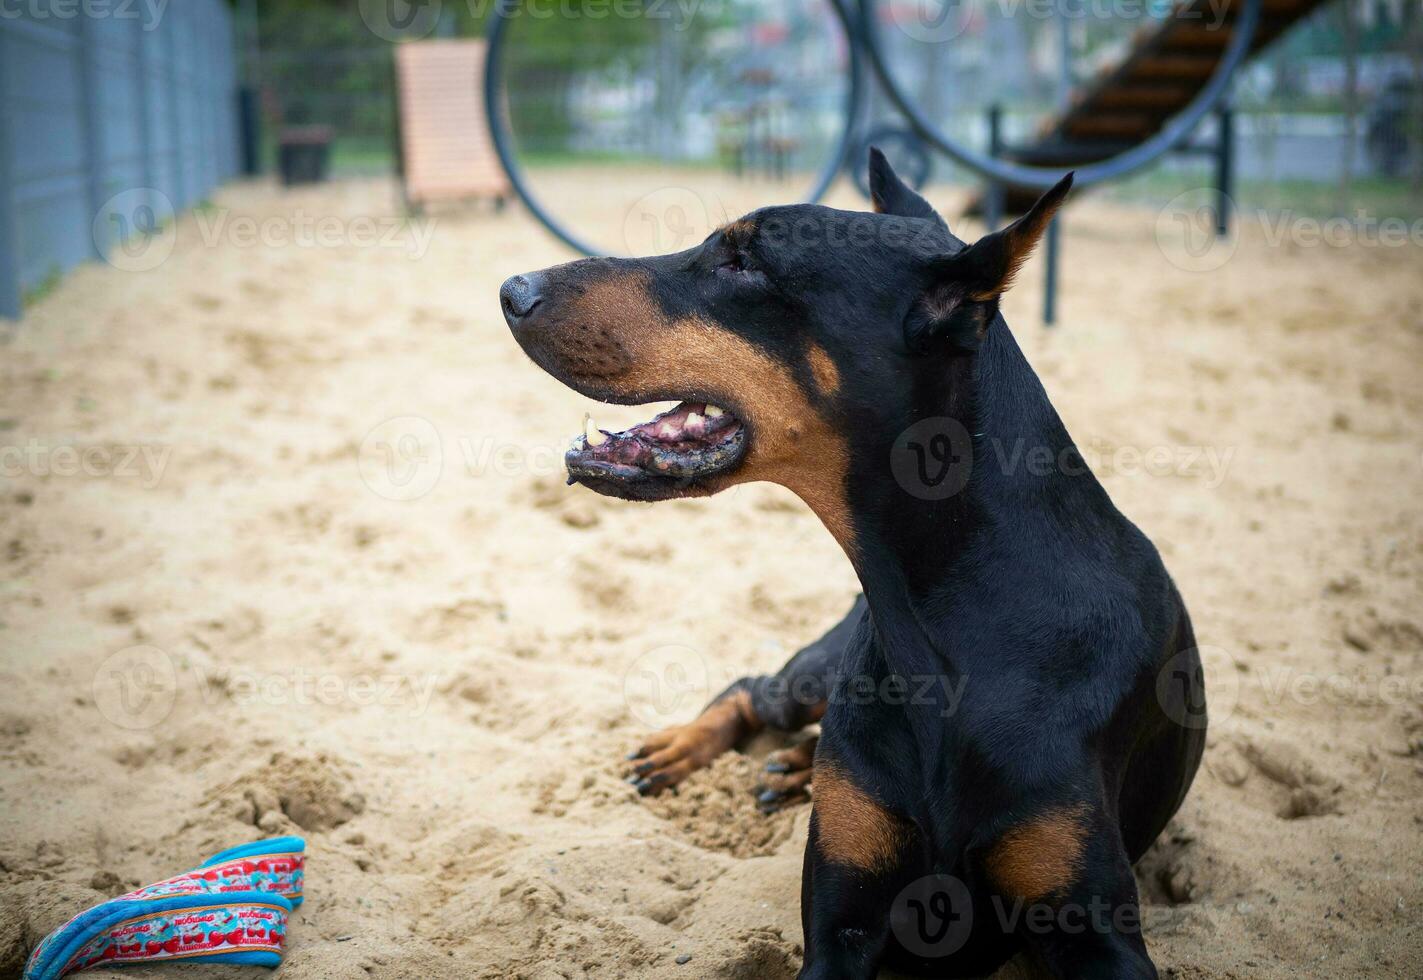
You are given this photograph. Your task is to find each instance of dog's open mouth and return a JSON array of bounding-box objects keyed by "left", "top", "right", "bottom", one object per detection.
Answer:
[{"left": 565, "top": 400, "right": 747, "bottom": 499}]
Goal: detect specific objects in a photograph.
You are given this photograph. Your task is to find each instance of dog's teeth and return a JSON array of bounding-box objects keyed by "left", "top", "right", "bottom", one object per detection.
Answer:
[
  {"left": 685, "top": 412, "right": 703, "bottom": 428},
  {"left": 585, "top": 414, "right": 607, "bottom": 447},
  {"left": 705, "top": 405, "right": 724, "bottom": 418},
  {"left": 659, "top": 422, "right": 678, "bottom": 439}
]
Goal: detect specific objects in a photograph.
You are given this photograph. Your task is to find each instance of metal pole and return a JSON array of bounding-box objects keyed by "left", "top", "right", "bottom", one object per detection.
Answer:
[
  {"left": 1057, "top": 11, "right": 1072, "bottom": 111},
  {"left": 1215, "top": 102, "right": 1234, "bottom": 238},
  {"left": 238, "top": 0, "right": 262, "bottom": 175},
  {"left": 1043, "top": 216, "right": 1060, "bottom": 326},
  {"left": 985, "top": 104, "right": 1003, "bottom": 232}
]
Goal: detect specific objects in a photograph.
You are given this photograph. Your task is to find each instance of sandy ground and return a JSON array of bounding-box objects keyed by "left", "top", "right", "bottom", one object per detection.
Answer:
[{"left": 0, "top": 169, "right": 1421, "bottom": 979}]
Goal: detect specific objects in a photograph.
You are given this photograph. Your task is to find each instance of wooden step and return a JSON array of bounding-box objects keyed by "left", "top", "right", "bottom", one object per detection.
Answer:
[
  {"left": 1064, "top": 114, "right": 1160, "bottom": 139},
  {"left": 1088, "top": 85, "right": 1198, "bottom": 109},
  {"left": 1127, "top": 53, "right": 1221, "bottom": 79}
]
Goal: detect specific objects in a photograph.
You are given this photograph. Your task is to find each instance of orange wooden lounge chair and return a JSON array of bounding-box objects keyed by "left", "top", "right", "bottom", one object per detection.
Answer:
[{"left": 394, "top": 39, "right": 511, "bottom": 211}]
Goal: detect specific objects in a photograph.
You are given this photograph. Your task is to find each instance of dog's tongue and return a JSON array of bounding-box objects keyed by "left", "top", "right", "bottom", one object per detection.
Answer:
[{"left": 568, "top": 400, "right": 743, "bottom": 481}]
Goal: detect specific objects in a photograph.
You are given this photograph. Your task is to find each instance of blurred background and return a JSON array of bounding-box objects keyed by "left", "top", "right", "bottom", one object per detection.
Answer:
[
  {"left": 2, "top": 4, "right": 1420, "bottom": 977},
  {"left": 4, "top": 0, "right": 1423, "bottom": 312}
]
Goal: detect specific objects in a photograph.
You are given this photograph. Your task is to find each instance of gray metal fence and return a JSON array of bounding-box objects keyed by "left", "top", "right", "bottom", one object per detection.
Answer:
[{"left": 0, "top": 0, "right": 240, "bottom": 320}]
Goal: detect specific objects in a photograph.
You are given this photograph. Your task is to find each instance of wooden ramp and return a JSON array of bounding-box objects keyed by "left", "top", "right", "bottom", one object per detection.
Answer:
[
  {"left": 977, "top": 0, "right": 1331, "bottom": 214},
  {"left": 394, "top": 39, "right": 511, "bottom": 209}
]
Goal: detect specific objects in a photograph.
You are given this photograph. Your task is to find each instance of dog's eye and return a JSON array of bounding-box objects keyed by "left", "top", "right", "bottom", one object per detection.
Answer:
[{"left": 717, "top": 253, "right": 765, "bottom": 285}]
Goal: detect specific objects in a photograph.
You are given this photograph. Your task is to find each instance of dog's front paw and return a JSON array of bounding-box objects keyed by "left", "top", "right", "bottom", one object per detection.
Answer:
[
  {"left": 625, "top": 691, "right": 754, "bottom": 796},
  {"left": 754, "top": 736, "right": 817, "bottom": 813}
]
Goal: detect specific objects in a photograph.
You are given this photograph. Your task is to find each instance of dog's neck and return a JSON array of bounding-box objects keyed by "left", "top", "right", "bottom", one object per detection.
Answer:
[{"left": 845, "top": 317, "right": 1108, "bottom": 672}]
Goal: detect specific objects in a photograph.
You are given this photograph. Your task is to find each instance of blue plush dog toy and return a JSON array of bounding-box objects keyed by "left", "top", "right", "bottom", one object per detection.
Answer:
[{"left": 24, "top": 837, "right": 305, "bottom": 980}]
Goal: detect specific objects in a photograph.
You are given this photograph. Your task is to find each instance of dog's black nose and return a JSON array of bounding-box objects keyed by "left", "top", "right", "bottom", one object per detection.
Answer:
[{"left": 500, "top": 274, "right": 542, "bottom": 323}]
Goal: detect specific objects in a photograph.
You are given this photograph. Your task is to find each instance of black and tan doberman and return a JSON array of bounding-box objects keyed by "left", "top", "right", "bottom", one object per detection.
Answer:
[{"left": 500, "top": 150, "right": 1203, "bottom": 978}]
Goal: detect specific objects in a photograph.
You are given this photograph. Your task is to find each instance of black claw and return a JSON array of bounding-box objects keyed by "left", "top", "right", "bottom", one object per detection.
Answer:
[
  {"left": 634, "top": 779, "right": 653, "bottom": 795},
  {"left": 625, "top": 751, "right": 641, "bottom": 760},
  {"left": 632, "top": 761, "right": 653, "bottom": 775},
  {"left": 757, "top": 789, "right": 781, "bottom": 805},
  {"left": 765, "top": 760, "right": 790, "bottom": 773},
  {"left": 626, "top": 775, "right": 641, "bottom": 785}
]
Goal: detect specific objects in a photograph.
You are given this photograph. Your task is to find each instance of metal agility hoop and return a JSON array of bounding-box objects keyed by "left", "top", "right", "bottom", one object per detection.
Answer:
[
  {"left": 484, "top": 0, "right": 1262, "bottom": 256},
  {"left": 483, "top": 0, "right": 867, "bottom": 258}
]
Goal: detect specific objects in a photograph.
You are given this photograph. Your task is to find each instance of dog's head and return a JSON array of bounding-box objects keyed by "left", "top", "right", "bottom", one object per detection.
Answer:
[{"left": 502, "top": 149, "right": 1070, "bottom": 548}]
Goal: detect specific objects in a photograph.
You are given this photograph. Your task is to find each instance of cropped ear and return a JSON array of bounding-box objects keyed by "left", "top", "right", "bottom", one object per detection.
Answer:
[
  {"left": 904, "top": 173, "right": 1073, "bottom": 353},
  {"left": 868, "top": 146, "right": 944, "bottom": 228}
]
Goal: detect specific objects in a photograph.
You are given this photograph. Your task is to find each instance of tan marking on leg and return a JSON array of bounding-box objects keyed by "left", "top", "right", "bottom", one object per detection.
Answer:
[
  {"left": 985, "top": 804, "right": 1091, "bottom": 901},
  {"left": 769, "top": 735, "right": 818, "bottom": 773},
  {"left": 806, "top": 343, "right": 840, "bottom": 396},
  {"left": 560, "top": 273, "right": 856, "bottom": 555},
  {"left": 812, "top": 761, "right": 909, "bottom": 872},
  {"left": 627, "top": 688, "right": 762, "bottom": 794}
]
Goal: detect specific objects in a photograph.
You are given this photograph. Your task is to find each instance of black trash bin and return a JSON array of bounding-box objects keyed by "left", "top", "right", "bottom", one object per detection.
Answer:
[{"left": 278, "top": 126, "right": 335, "bottom": 186}]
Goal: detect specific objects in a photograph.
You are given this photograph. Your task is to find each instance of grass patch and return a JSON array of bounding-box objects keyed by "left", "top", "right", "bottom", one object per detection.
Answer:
[{"left": 22, "top": 267, "right": 64, "bottom": 309}]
